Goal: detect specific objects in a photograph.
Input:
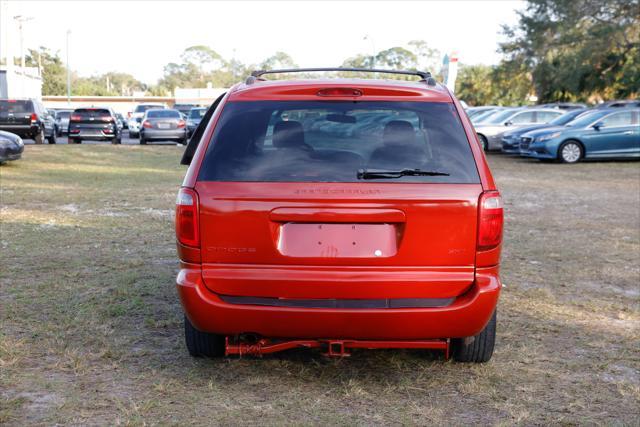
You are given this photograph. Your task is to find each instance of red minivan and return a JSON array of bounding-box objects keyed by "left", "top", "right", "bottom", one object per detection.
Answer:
[{"left": 176, "top": 69, "right": 503, "bottom": 362}]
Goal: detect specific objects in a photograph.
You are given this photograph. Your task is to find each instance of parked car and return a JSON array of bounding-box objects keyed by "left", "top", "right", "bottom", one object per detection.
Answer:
[
  {"left": 537, "top": 102, "right": 587, "bottom": 110},
  {"left": 0, "top": 99, "right": 57, "bottom": 144},
  {"left": 471, "top": 107, "right": 507, "bottom": 125},
  {"left": 115, "top": 113, "right": 127, "bottom": 130},
  {"left": 186, "top": 107, "right": 206, "bottom": 137},
  {"left": 176, "top": 68, "right": 503, "bottom": 362},
  {"left": 501, "top": 108, "right": 586, "bottom": 154},
  {"left": 594, "top": 100, "right": 640, "bottom": 109},
  {"left": 54, "top": 109, "right": 73, "bottom": 136},
  {"left": 0, "top": 130, "right": 24, "bottom": 163},
  {"left": 68, "top": 107, "right": 122, "bottom": 144},
  {"left": 520, "top": 108, "right": 640, "bottom": 163},
  {"left": 466, "top": 106, "right": 502, "bottom": 120},
  {"left": 139, "top": 109, "right": 187, "bottom": 145},
  {"left": 173, "top": 103, "right": 197, "bottom": 117},
  {"left": 128, "top": 103, "right": 165, "bottom": 138},
  {"left": 475, "top": 108, "right": 564, "bottom": 151}
]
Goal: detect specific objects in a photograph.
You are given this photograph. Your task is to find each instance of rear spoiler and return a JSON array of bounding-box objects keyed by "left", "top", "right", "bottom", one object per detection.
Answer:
[{"left": 180, "top": 93, "right": 226, "bottom": 166}]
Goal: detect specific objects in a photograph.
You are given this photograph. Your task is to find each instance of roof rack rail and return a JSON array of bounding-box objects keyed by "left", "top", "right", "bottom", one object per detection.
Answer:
[{"left": 246, "top": 68, "right": 437, "bottom": 86}]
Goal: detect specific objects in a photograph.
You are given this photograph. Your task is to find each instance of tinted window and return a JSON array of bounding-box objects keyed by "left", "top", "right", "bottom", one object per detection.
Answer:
[
  {"left": 0, "top": 100, "right": 34, "bottom": 114},
  {"left": 57, "top": 111, "right": 71, "bottom": 119},
  {"left": 134, "top": 105, "right": 164, "bottom": 113},
  {"left": 147, "top": 109, "right": 181, "bottom": 118},
  {"left": 549, "top": 110, "right": 585, "bottom": 126},
  {"left": 566, "top": 111, "right": 608, "bottom": 127},
  {"left": 74, "top": 108, "right": 111, "bottom": 118},
  {"left": 601, "top": 112, "right": 633, "bottom": 127},
  {"left": 485, "top": 110, "right": 519, "bottom": 124},
  {"left": 189, "top": 108, "right": 206, "bottom": 118},
  {"left": 199, "top": 101, "right": 479, "bottom": 184}
]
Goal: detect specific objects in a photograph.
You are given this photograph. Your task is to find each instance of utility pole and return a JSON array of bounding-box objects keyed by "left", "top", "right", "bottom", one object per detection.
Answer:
[
  {"left": 66, "top": 29, "right": 71, "bottom": 105},
  {"left": 13, "top": 15, "right": 33, "bottom": 70}
]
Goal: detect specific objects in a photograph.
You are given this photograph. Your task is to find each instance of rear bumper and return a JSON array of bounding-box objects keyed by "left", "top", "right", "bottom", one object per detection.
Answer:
[
  {"left": 141, "top": 129, "right": 186, "bottom": 140},
  {"left": 0, "top": 125, "right": 38, "bottom": 137},
  {"left": 177, "top": 265, "right": 501, "bottom": 340}
]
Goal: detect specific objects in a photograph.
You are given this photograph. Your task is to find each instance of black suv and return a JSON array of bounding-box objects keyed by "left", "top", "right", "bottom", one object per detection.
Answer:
[
  {"left": 68, "top": 108, "right": 122, "bottom": 144},
  {"left": 0, "top": 99, "right": 57, "bottom": 144}
]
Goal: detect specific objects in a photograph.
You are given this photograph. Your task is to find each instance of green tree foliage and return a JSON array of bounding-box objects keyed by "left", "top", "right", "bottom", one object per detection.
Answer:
[
  {"left": 24, "top": 47, "right": 66, "bottom": 96},
  {"left": 500, "top": 0, "right": 640, "bottom": 102}
]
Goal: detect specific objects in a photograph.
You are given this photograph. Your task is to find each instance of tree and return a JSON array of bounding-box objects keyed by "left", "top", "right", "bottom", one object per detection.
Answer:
[
  {"left": 24, "top": 47, "right": 66, "bottom": 96},
  {"left": 500, "top": 0, "right": 640, "bottom": 102}
]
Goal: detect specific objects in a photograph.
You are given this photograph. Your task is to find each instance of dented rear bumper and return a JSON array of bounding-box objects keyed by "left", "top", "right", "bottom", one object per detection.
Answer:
[{"left": 177, "top": 265, "right": 501, "bottom": 340}]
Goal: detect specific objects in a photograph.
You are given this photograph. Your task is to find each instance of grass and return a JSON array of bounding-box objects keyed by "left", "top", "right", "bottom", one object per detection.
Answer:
[{"left": 1, "top": 145, "right": 639, "bottom": 425}]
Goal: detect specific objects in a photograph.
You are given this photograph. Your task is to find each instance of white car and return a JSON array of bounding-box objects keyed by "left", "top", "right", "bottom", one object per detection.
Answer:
[
  {"left": 474, "top": 108, "right": 563, "bottom": 151},
  {"left": 128, "top": 103, "right": 166, "bottom": 138}
]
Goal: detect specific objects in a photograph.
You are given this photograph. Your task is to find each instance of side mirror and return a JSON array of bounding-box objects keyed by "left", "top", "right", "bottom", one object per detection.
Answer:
[
  {"left": 592, "top": 122, "right": 603, "bottom": 130},
  {"left": 504, "top": 121, "right": 513, "bottom": 126}
]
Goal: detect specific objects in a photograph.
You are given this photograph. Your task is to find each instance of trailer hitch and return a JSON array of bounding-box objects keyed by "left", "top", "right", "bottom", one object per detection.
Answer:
[{"left": 225, "top": 337, "right": 450, "bottom": 359}]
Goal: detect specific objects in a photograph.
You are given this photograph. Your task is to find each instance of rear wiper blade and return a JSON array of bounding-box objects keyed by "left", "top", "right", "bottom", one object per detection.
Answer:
[{"left": 357, "top": 168, "right": 450, "bottom": 180}]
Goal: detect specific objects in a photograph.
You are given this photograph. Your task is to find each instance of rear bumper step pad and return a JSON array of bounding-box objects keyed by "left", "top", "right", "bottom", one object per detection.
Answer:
[{"left": 220, "top": 295, "right": 454, "bottom": 309}]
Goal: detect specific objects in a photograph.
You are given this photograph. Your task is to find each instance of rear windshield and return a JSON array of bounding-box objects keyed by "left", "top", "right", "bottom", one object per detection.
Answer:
[
  {"left": 147, "top": 109, "right": 181, "bottom": 118},
  {"left": 134, "top": 105, "right": 164, "bottom": 113},
  {"left": 74, "top": 108, "right": 111, "bottom": 118},
  {"left": 189, "top": 108, "right": 206, "bottom": 118},
  {"left": 199, "top": 101, "right": 479, "bottom": 183},
  {"left": 0, "top": 100, "right": 34, "bottom": 114}
]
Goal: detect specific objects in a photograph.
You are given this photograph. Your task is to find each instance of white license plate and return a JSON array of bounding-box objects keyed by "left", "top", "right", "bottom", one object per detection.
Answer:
[{"left": 158, "top": 123, "right": 170, "bottom": 129}]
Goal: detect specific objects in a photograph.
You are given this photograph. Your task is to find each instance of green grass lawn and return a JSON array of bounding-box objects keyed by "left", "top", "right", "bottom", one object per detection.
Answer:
[{"left": 1, "top": 145, "right": 639, "bottom": 424}]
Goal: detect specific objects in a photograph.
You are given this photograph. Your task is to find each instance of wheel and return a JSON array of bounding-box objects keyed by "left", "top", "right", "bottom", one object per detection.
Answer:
[
  {"left": 111, "top": 136, "right": 121, "bottom": 145},
  {"left": 184, "top": 315, "right": 225, "bottom": 357},
  {"left": 478, "top": 134, "right": 488, "bottom": 151},
  {"left": 47, "top": 129, "right": 57, "bottom": 144},
  {"left": 179, "top": 136, "right": 188, "bottom": 146},
  {"left": 139, "top": 137, "right": 147, "bottom": 145},
  {"left": 558, "top": 140, "right": 583, "bottom": 163},
  {"left": 451, "top": 310, "right": 496, "bottom": 363},
  {"left": 34, "top": 127, "right": 45, "bottom": 144}
]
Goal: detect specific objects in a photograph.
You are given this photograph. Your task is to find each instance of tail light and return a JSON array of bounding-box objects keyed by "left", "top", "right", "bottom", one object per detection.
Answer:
[
  {"left": 477, "top": 191, "right": 503, "bottom": 250},
  {"left": 176, "top": 188, "right": 199, "bottom": 247},
  {"left": 142, "top": 120, "right": 152, "bottom": 128},
  {"left": 30, "top": 113, "right": 38, "bottom": 123},
  {"left": 70, "top": 114, "right": 82, "bottom": 122},
  {"left": 177, "top": 120, "right": 186, "bottom": 128},
  {"left": 103, "top": 127, "right": 114, "bottom": 134},
  {"left": 317, "top": 88, "right": 363, "bottom": 97}
]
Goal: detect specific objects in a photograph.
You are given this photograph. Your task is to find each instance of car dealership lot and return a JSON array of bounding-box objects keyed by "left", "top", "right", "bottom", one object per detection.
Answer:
[{"left": 1, "top": 146, "right": 638, "bottom": 424}]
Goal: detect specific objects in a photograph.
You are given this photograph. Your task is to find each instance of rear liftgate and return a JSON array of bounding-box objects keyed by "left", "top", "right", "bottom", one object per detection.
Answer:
[{"left": 225, "top": 337, "right": 450, "bottom": 359}]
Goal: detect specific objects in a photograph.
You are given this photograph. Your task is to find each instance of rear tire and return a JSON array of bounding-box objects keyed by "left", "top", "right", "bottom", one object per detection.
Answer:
[
  {"left": 184, "top": 315, "right": 225, "bottom": 357},
  {"left": 451, "top": 310, "right": 496, "bottom": 363},
  {"left": 34, "top": 128, "right": 44, "bottom": 144},
  {"left": 47, "top": 130, "right": 57, "bottom": 144},
  {"left": 139, "top": 137, "right": 147, "bottom": 145}
]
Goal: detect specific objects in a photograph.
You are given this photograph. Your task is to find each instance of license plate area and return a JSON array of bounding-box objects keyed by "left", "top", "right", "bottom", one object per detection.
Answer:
[
  {"left": 157, "top": 123, "right": 170, "bottom": 129},
  {"left": 278, "top": 223, "right": 397, "bottom": 258}
]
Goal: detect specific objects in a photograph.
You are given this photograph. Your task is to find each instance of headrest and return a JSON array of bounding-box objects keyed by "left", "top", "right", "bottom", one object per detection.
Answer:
[
  {"left": 272, "top": 121, "right": 305, "bottom": 148},
  {"left": 383, "top": 120, "right": 416, "bottom": 145}
]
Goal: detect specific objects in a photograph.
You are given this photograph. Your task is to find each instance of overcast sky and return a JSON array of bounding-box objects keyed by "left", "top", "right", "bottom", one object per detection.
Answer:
[{"left": 2, "top": 0, "right": 524, "bottom": 85}]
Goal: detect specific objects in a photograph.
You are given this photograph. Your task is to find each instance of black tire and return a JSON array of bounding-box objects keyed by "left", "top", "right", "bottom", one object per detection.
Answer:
[
  {"left": 451, "top": 310, "right": 496, "bottom": 363},
  {"left": 139, "top": 137, "right": 147, "bottom": 145},
  {"left": 558, "top": 140, "right": 583, "bottom": 164},
  {"left": 184, "top": 315, "right": 225, "bottom": 357},
  {"left": 477, "top": 134, "right": 488, "bottom": 151},
  {"left": 111, "top": 136, "right": 121, "bottom": 145},
  {"left": 47, "top": 130, "right": 57, "bottom": 144},
  {"left": 34, "top": 128, "right": 45, "bottom": 144},
  {"left": 128, "top": 131, "right": 138, "bottom": 139}
]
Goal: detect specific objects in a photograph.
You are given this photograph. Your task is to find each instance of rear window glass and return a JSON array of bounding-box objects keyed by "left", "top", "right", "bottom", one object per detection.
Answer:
[
  {"left": 74, "top": 109, "right": 111, "bottom": 118},
  {"left": 189, "top": 108, "right": 206, "bottom": 118},
  {"left": 147, "top": 110, "right": 181, "bottom": 118},
  {"left": 0, "top": 100, "right": 34, "bottom": 114},
  {"left": 199, "top": 101, "right": 479, "bottom": 183},
  {"left": 134, "top": 105, "right": 164, "bottom": 113}
]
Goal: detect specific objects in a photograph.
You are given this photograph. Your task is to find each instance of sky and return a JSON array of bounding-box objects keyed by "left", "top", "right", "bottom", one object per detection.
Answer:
[{"left": 1, "top": 0, "right": 524, "bottom": 85}]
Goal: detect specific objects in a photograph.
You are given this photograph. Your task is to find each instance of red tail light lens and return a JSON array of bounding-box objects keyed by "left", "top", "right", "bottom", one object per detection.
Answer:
[
  {"left": 103, "top": 127, "right": 114, "bottom": 133},
  {"left": 477, "top": 191, "right": 503, "bottom": 251},
  {"left": 317, "top": 88, "right": 363, "bottom": 97},
  {"left": 70, "top": 114, "right": 82, "bottom": 121},
  {"left": 176, "top": 188, "right": 199, "bottom": 247},
  {"left": 30, "top": 113, "right": 38, "bottom": 123},
  {"left": 177, "top": 120, "right": 186, "bottom": 128},
  {"left": 142, "top": 120, "right": 152, "bottom": 128}
]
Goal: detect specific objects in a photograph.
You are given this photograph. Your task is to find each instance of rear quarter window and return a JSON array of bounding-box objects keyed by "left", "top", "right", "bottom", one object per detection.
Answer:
[{"left": 199, "top": 101, "right": 479, "bottom": 184}]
